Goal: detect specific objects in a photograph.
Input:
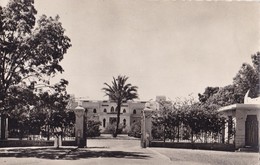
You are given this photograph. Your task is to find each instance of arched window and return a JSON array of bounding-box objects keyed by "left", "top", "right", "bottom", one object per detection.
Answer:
[
  {"left": 93, "top": 109, "right": 97, "bottom": 113},
  {"left": 123, "top": 119, "right": 126, "bottom": 126},
  {"left": 103, "top": 119, "right": 106, "bottom": 128},
  {"left": 123, "top": 109, "right": 126, "bottom": 113},
  {"left": 111, "top": 106, "right": 114, "bottom": 113},
  {"left": 133, "top": 109, "right": 136, "bottom": 114},
  {"left": 104, "top": 108, "right": 107, "bottom": 113}
]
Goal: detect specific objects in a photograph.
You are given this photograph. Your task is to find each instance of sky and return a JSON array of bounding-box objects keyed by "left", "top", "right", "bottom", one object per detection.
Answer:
[{"left": 1, "top": 0, "right": 259, "bottom": 101}]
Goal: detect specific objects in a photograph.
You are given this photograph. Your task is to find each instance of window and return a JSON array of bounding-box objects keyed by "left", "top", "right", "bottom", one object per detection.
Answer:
[
  {"left": 104, "top": 108, "right": 107, "bottom": 113},
  {"left": 133, "top": 109, "right": 136, "bottom": 114},
  {"left": 111, "top": 106, "right": 114, "bottom": 113},
  {"left": 133, "top": 120, "right": 136, "bottom": 123},
  {"left": 123, "top": 109, "right": 126, "bottom": 113},
  {"left": 123, "top": 119, "right": 126, "bottom": 126},
  {"left": 103, "top": 119, "right": 106, "bottom": 127},
  {"left": 93, "top": 109, "right": 97, "bottom": 113}
]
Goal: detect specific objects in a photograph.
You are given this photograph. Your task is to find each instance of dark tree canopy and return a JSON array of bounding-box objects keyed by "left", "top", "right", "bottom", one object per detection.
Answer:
[
  {"left": 0, "top": 0, "right": 71, "bottom": 113},
  {"left": 198, "top": 87, "right": 219, "bottom": 103},
  {"left": 233, "top": 63, "right": 259, "bottom": 102},
  {"left": 0, "top": 0, "right": 71, "bottom": 139},
  {"left": 198, "top": 52, "right": 260, "bottom": 109}
]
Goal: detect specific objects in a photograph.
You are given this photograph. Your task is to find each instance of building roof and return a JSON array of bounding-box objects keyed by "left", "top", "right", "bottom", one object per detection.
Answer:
[{"left": 218, "top": 104, "right": 260, "bottom": 112}]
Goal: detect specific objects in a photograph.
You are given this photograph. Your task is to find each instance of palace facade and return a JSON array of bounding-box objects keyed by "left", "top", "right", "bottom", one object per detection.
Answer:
[
  {"left": 79, "top": 100, "right": 146, "bottom": 132},
  {"left": 77, "top": 96, "right": 166, "bottom": 133}
]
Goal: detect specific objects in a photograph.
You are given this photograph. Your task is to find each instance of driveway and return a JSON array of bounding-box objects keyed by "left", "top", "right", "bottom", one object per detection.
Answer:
[{"left": 0, "top": 137, "right": 258, "bottom": 165}]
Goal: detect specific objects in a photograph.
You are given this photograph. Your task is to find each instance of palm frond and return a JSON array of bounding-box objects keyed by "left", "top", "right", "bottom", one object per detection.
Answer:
[{"left": 102, "top": 75, "right": 138, "bottom": 102}]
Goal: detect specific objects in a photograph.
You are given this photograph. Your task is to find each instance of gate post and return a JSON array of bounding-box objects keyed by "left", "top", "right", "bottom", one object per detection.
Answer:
[
  {"left": 141, "top": 101, "right": 158, "bottom": 148},
  {"left": 74, "top": 105, "right": 86, "bottom": 148}
]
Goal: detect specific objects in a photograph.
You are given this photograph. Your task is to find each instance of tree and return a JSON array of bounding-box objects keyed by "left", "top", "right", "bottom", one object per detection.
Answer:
[
  {"left": 102, "top": 75, "right": 138, "bottom": 137},
  {"left": 198, "top": 87, "right": 219, "bottom": 103},
  {"left": 233, "top": 63, "right": 258, "bottom": 102},
  {"left": 0, "top": 0, "right": 71, "bottom": 139},
  {"left": 152, "top": 100, "right": 174, "bottom": 142},
  {"left": 251, "top": 52, "right": 260, "bottom": 73},
  {"left": 199, "top": 85, "right": 237, "bottom": 111},
  {"left": 37, "top": 79, "right": 70, "bottom": 140}
]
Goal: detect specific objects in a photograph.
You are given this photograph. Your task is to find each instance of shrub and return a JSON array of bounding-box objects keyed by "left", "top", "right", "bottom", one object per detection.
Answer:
[
  {"left": 152, "top": 124, "right": 164, "bottom": 140},
  {"left": 128, "top": 121, "right": 141, "bottom": 138},
  {"left": 86, "top": 120, "right": 101, "bottom": 137},
  {"left": 103, "top": 123, "right": 124, "bottom": 137}
]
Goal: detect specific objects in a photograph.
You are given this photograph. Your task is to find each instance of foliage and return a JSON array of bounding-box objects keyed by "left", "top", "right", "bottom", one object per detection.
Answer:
[
  {"left": 103, "top": 123, "right": 116, "bottom": 135},
  {"left": 152, "top": 122, "right": 164, "bottom": 140},
  {"left": 251, "top": 52, "right": 260, "bottom": 73},
  {"left": 233, "top": 63, "right": 259, "bottom": 102},
  {"left": 198, "top": 87, "right": 219, "bottom": 103},
  {"left": 128, "top": 121, "right": 141, "bottom": 138},
  {"left": 0, "top": 0, "right": 71, "bottom": 139},
  {"left": 86, "top": 120, "right": 101, "bottom": 138},
  {"left": 102, "top": 75, "right": 138, "bottom": 137},
  {"left": 197, "top": 52, "right": 260, "bottom": 108},
  {"left": 152, "top": 97, "right": 226, "bottom": 143},
  {"left": 103, "top": 123, "right": 125, "bottom": 136},
  {"left": 8, "top": 77, "right": 73, "bottom": 140}
]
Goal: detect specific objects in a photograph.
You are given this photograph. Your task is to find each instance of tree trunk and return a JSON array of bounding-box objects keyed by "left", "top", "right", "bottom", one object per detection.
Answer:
[
  {"left": 177, "top": 124, "right": 180, "bottom": 142},
  {"left": 115, "top": 102, "right": 121, "bottom": 137},
  {"left": 163, "top": 125, "right": 166, "bottom": 143},
  {"left": 191, "top": 131, "right": 194, "bottom": 143},
  {"left": 0, "top": 114, "right": 6, "bottom": 140},
  {"left": 47, "top": 125, "right": 50, "bottom": 140}
]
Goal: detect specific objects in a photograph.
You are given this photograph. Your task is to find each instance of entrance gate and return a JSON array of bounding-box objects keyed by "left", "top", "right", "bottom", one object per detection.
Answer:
[{"left": 245, "top": 115, "right": 258, "bottom": 147}]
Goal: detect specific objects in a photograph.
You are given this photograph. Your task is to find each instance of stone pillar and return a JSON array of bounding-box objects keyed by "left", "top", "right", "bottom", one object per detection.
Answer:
[
  {"left": 141, "top": 109, "right": 153, "bottom": 148},
  {"left": 54, "top": 135, "right": 62, "bottom": 148},
  {"left": 74, "top": 106, "right": 86, "bottom": 148},
  {"left": 235, "top": 109, "right": 246, "bottom": 149},
  {"left": 54, "top": 127, "right": 62, "bottom": 148},
  {"left": 141, "top": 101, "right": 158, "bottom": 148}
]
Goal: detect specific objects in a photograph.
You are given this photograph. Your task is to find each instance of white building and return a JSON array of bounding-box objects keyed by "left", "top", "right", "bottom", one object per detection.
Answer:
[{"left": 77, "top": 100, "right": 146, "bottom": 132}]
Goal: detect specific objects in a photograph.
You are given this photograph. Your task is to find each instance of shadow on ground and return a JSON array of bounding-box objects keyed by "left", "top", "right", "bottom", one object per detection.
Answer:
[{"left": 0, "top": 147, "right": 150, "bottom": 160}]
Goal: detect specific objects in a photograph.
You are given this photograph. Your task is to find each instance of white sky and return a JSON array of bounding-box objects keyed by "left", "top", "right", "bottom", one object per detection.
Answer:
[{"left": 1, "top": 1, "right": 259, "bottom": 101}]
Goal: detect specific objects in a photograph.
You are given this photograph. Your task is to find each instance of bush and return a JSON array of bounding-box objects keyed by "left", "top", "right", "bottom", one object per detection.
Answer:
[
  {"left": 128, "top": 121, "right": 141, "bottom": 138},
  {"left": 86, "top": 120, "right": 101, "bottom": 137},
  {"left": 103, "top": 123, "right": 125, "bottom": 136},
  {"left": 152, "top": 124, "right": 164, "bottom": 140}
]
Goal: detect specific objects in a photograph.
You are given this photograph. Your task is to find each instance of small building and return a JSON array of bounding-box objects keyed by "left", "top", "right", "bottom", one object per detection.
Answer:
[{"left": 218, "top": 91, "right": 260, "bottom": 150}]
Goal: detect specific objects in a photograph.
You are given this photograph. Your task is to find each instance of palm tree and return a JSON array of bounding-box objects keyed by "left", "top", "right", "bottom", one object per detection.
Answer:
[{"left": 102, "top": 75, "right": 138, "bottom": 137}]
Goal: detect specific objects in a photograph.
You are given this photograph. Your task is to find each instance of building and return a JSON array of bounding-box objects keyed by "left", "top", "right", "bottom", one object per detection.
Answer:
[
  {"left": 78, "top": 99, "right": 146, "bottom": 132},
  {"left": 218, "top": 90, "right": 260, "bottom": 150},
  {"left": 74, "top": 96, "right": 166, "bottom": 133}
]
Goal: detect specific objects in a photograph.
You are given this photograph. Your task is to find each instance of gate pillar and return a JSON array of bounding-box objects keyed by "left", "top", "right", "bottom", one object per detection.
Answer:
[
  {"left": 141, "top": 101, "right": 158, "bottom": 148},
  {"left": 74, "top": 105, "right": 86, "bottom": 148}
]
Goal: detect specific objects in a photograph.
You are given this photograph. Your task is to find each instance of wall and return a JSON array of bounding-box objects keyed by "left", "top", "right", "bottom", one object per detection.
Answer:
[
  {"left": 0, "top": 140, "right": 76, "bottom": 148},
  {"left": 150, "top": 141, "right": 235, "bottom": 151}
]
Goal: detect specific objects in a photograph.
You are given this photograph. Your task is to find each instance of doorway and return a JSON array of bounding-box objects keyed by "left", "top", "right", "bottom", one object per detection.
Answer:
[{"left": 245, "top": 115, "right": 258, "bottom": 148}]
